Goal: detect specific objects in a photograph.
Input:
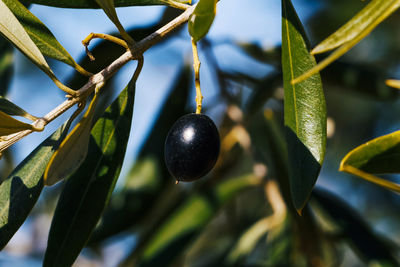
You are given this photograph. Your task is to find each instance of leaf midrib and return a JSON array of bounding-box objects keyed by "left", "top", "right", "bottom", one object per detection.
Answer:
[{"left": 283, "top": 0, "right": 299, "bottom": 134}]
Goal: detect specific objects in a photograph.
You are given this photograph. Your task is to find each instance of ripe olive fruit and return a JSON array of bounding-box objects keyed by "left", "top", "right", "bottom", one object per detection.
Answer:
[{"left": 164, "top": 113, "right": 220, "bottom": 182}]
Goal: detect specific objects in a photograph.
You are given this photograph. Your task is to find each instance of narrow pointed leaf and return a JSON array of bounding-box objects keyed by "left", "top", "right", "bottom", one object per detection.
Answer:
[
  {"left": 312, "top": 0, "right": 400, "bottom": 55},
  {"left": 0, "top": 0, "right": 53, "bottom": 77},
  {"left": 0, "top": 110, "right": 35, "bottom": 136},
  {"left": 340, "top": 131, "right": 400, "bottom": 174},
  {"left": 44, "top": 78, "right": 136, "bottom": 267},
  {"left": 2, "top": 0, "right": 79, "bottom": 68},
  {"left": 0, "top": 122, "right": 67, "bottom": 249},
  {"left": 293, "top": 0, "right": 400, "bottom": 84},
  {"left": 89, "top": 66, "right": 191, "bottom": 244},
  {"left": 339, "top": 131, "right": 400, "bottom": 193},
  {"left": 188, "top": 0, "right": 217, "bottom": 42},
  {"left": 44, "top": 93, "right": 99, "bottom": 186},
  {"left": 281, "top": 0, "right": 327, "bottom": 212},
  {"left": 0, "top": 96, "right": 37, "bottom": 121},
  {"left": 23, "top": 0, "right": 189, "bottom": 9}
]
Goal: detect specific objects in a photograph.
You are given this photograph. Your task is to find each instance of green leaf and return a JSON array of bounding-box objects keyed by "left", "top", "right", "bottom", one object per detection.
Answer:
[
  {"left": 0, "top": 96, "right": 37, "bottom": 121},
  {"left": 340, "top": 131, "right": 400, "bottom": 174},
  {"left": 44, "top": 77, "right": 136, "bottom": 267},
  {"left": 188, "top": 0, "right": 217, "bottom": 42},
  {"left": 312, "top": 188, "right": 399, "bottom": 266},
  {"left": 0, "top": 110, "right": 35, "bottom": 136},
  {"left": 89, "top": 66, "right": 190, "bottom": 244},
  {"left": 281, "top": 0, "right": 327, "bottom": 213},
  {"left": 23, "top": 0, "right": 188, "bottom": 9},
  {"left": 44, "top": 93, "right": 99, "bottom": 186},
  {"left": 136, "top": 174, "right": 260, "bottom": 267},
  {"left": 339, "top": 131, "right": 400, "bottom": 193},
  {"left": 293, "top": 0, "right": 400, "bottom": 84},
  {"left": 0, "top": 0, "right": 54, "bottom": 78},
  {"left": 2, "top": 0, "right": 80, "bottom": 69},
  {"left": 0, "top": 122, "right": 67, "bottom": 249},
  {"left": 312, "top": 0, "right": 400, "bottom": 55}
]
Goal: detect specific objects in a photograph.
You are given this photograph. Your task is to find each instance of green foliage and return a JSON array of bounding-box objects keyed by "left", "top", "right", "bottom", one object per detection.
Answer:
[
  {"left": 0, "top": 0, "right": 54, "bottom": 78},
  {"left": 281, "top": 0, "right": 326, "bottom": 213},
  {"left": 43, "top": 77, "right": 136, "bottom": 266},
  {"left": 1, "top": 0, "right": 400, "bottom": 266},
  {"left": 0, "top": 123, "right": 67, "bottom": 248},
  {"left": 188, "top": 0, "right": 217, "bottom": 42},
  {"left": 3, "top": 0, "right": 82, "bottom": 69}
]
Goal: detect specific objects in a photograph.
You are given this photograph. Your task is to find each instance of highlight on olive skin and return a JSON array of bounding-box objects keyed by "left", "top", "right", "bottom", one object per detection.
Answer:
[{"left": 164, "top": 113, "right": 220, "bottom": 182}]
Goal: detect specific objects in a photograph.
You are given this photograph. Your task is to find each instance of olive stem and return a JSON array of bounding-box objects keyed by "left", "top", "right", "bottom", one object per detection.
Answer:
[
  {"left": 191, "top": 38, "right": 203, "bottom": 114},
  {"left": 82, "top": 33, "right": 129, "bottom": 61},
  {"left": 0, "top": 4, "right": 197, "bottom": 154}
]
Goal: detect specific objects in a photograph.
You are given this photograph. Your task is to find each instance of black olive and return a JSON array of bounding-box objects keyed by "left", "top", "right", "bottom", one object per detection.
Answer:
[{"left": 164, "top": 113, "right": 220, "bottom": 182}]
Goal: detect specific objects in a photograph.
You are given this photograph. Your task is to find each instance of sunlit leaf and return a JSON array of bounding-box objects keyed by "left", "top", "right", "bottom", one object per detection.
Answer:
[
  {"left": 23, "top": 0, "right": 189, "bottom": 9},
  {"left": 293, "top": 0, "right": 400, "bottom": 84},
  {"left": 135, "top": 174, "right": 260, "bottom": 267},
  {"left": 188, "top": 0, "right": 217, "bottom": 42},
  {"left": 281, "top": 0, "right": 327, "bottom": 213},
  {"left": 0, "top": 0, "right": 54, "bottom": 78},
  {"left": 0, "top": 96, "right": 37, "bottom": 121},
  {"left": 89, "top": 66, "right": 190, "bottom": 244},
  {"left": 0, "top": 122, "right": 67, "bottom": 249},
  {"left": 44, "top": 76, "right": 136, "bottom": 267},
  {"left": 0, "top": 110, "right": 35, "bottom": 136},
  {"left": 44, "top": 93, "right": 99, "bottom": 186},
  {"left": 2, "top": 0, "right": 83, "bottom": 71},
  {"left": 312, "top": 0, "right": 400, "bottom": 55},
  {"left": 339, "top": 131, "right": 400, "bottom": 193}
]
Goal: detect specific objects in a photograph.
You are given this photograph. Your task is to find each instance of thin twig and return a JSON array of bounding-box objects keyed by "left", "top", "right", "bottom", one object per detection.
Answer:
[{"left": 0, "top": 5, "right": 196, "bottom": 154}]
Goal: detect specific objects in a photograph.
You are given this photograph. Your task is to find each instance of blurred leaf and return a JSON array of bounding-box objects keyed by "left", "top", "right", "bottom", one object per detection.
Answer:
[
  {"left": 339, "top": 131, "right": 400, "bottom": 193},
  {"left": 23, "top": 0, "right": 189, "bottom": 8},
  {"left": 0, "top": 122, "right": 67, "bottom": 249},
  {"left": 281, "top": 0, "right": 327, "bottom": 213},
  {"left": 312, "top": 188, "right": 399, "bottom": 266},
  {"left": 188, "top": 0, "right": 217, "bottom": 42},
  {"left": 245, "top": 71, "right": 281, "bottom": 117},
  {"left": 312, "top": 0, "right": 400, "bottom": 55},
  {"left": 386, "top": 79, "right": 400, "bottom": 89},
  {"left": 44, "top": 76, "right": 136, "bottom": 267},
  {"left": 0, "top": 0, "right": 54, "bottom": 79},
  {"left": 293, "top": 0, "right": 400, "bottom": 84},
  {"left": 0, "top": 40, "right": 13, "bottom": 96},
  {"left": 0, "top": 96, "right": 37, "bottom": 121},
  {"left": 89, "top": 66, "right": 190, "bottom": 244},
  {"left": 237, "top": 42, "right": 281, "bottom": 66},
  {"left": 134, "top": 174, "right": 260, "bottom": 267},
  {"left": 0, "top": 110, "right": 35, "bottom": 136},
  {"left": 44, "top": 93, "right": 99, "bottom": 186},
  {"left": 2, "top": 0, "right": 83, "bottom": 70}
]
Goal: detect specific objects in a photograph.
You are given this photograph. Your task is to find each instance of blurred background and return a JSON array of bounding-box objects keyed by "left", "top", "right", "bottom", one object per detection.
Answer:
[{"left": 1, "top": 0, "right": 400, "bottom": 266}]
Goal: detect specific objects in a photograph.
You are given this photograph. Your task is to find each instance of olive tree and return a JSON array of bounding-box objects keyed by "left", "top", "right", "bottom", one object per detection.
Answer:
[{"left": 0, "top": 0, "right": 399, "bottom": 266}]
